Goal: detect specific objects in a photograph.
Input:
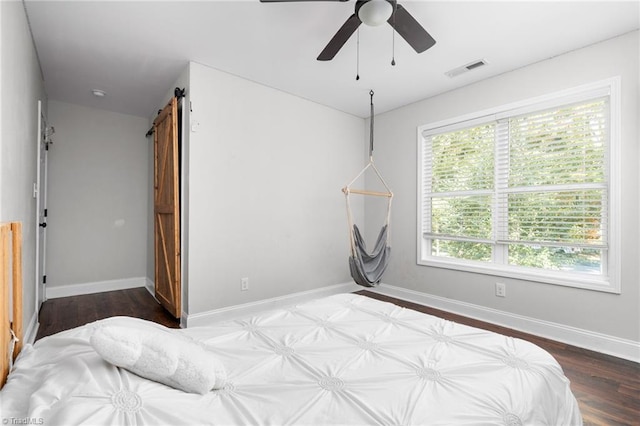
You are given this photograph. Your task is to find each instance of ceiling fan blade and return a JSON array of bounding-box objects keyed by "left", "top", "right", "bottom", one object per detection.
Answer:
[
  {"left": 317, "top": 13, "right": 361, "bottom": 61},
  {"left": 388, "top": 4, "right": 436, "bottom": 53}
]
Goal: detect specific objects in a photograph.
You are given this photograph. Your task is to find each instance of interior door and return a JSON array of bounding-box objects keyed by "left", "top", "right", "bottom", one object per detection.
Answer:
[
  {"left": 154, "top": 97, "right": 181, "bottom": 318},
  {"left": 35, "top": 100, "right": 50, "bottom": 310}
]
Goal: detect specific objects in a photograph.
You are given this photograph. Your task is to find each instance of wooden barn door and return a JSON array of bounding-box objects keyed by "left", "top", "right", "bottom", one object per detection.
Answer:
[{"left": 154, "top": 97, "right": 181, "bottom": 318}]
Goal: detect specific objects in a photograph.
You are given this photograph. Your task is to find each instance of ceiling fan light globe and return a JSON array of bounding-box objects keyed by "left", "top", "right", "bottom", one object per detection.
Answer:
[{"left": 358, "top": 0, "right": 393, "bottom": 27}]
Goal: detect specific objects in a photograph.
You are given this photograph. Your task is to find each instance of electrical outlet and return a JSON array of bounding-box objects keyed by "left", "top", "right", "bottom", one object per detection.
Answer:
[
  {"left": 495, "top": 282, "right": 506, "bottom": 297},
  {"left": 241, "top": 277, "right": 249, "bottom": 291}
]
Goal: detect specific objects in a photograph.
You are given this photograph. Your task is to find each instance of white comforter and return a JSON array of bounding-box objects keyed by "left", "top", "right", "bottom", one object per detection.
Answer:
[{"left": 1, "top": 293, "right": 581, "bottom": 425}]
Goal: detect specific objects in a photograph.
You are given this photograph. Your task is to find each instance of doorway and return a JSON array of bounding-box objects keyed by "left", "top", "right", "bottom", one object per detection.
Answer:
[{"left": 35, "top": 100, "right": 52, "bottom": 312}]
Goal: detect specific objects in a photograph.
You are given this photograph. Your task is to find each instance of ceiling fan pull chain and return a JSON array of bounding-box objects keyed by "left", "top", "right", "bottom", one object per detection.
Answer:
[
  {"left": 369, "top": 90, "right": 375, "bottom": 158},
  {"left": 391, "top": 30, "right": 396, "bottom": 66},
  {"left": 391, "top": 4, "right": 396, "bottom": 66},
  {"left": 356, "top": 28, "right": 361, "bottom": 80}
]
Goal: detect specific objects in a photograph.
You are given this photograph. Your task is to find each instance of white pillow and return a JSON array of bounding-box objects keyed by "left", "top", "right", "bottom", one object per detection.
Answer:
[{"left": 90, "top": 324, "right": 226, "bottom": 394}]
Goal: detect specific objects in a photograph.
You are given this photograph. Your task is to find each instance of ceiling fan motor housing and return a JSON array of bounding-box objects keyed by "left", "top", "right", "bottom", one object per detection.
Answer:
[{"left": 356, "top": 0, "right": 395, "bottom": 27}]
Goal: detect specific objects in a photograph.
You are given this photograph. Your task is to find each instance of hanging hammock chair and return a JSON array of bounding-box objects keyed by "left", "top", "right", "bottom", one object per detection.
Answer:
[{"left": 342, "top": 91, "right": 393, "bottom": 288}]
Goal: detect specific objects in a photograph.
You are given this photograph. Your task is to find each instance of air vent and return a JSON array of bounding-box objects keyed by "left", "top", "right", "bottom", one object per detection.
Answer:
[{"left": 445, "top": 59, "right": 489, "bottom": 78}]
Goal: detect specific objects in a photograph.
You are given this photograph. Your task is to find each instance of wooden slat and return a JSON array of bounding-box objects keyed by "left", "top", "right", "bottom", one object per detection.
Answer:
[
  {"left": 11, "top": 222, "right": 23, "bottom": 358},
  {"left": 0, "top": 224, "right": 9, "bottom": 388},
  {"left": 1, "top": 222, "right": 24, "bottom": 388}
]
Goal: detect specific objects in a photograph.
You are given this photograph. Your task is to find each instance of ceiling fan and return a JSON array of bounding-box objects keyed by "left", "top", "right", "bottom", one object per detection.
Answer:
[{"left": 260, "top": 0, "right": 436, "bottom": 61}]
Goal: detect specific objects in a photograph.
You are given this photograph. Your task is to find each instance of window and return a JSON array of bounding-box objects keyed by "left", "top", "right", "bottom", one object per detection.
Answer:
[{"left": 418, "top": 78, "right": 620, "bottom": 293}]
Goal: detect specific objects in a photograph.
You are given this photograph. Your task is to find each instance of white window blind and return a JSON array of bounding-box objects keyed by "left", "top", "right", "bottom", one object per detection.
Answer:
[
  {"left": 423, "top": 123, "right": 495, "bottom": 262},
  {"left": 418, "top": 79, "right": 619, "bottom": 292}
]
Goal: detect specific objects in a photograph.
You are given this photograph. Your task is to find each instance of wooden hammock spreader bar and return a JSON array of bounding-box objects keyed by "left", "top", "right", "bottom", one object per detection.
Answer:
[{"left": 342, "top": 187, "right": 393, "bottom": 198}]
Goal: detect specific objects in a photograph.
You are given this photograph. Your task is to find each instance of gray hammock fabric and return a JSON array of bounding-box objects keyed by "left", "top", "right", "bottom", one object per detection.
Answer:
[{"left": 348, "top": 224, "right": 391, "bottom": 288}]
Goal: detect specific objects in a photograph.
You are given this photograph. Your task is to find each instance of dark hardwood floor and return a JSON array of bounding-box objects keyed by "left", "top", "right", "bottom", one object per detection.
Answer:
[
  {"left": 36, "top": 288, "right": 639, "bottom": 426},
  {"left": 36, "top": 287, "right": 179, "bottom": 340}
]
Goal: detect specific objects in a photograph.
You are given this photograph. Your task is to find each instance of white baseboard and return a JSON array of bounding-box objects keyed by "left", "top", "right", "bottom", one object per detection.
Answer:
[
  {"left": 143, "top": 278, "right": 189, "bottom": 329},
  {"left": 145, "top": 277, "right": 155, "bottom": 297},
  {"left": 370, "top": 284, "right": 640, "bottom": 363},
  {"left": 23, "top": 311, "right": 39, "bottom": 345},
  {"left": 45, "top": 277, "right": 147, "bottom": 299},
  {"left": 185, "top": 282, "right": 361, "bottom": 327}
]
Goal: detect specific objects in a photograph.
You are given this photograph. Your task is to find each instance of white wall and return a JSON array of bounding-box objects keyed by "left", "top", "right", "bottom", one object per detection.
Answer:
[
  {"left": 0, "top": 1, "right": 47, "bottom": 339},
  {"left": 186, "top": 62, "right": 365, "bottom": 315},
  {"left": 369, "top": 31, "right": 639, "bottom": 344},
  {"left": 46, "top": 101, "right": 149, "bottom": 292}
]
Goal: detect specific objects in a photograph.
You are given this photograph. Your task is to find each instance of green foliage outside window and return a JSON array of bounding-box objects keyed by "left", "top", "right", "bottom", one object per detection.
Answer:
[{"left": 427, "top": 100, "right": 606, "bottom": 274}]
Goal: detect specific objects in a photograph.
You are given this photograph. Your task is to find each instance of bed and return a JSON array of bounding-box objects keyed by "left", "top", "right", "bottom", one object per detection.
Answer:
[{"left": 1, "top": 228, "right": 581, "bottom": 425}]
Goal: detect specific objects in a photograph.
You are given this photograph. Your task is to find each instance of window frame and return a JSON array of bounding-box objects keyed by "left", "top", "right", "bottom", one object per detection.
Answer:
[{"left": 416, "top": 77, "right": 621, "bottom": 294}]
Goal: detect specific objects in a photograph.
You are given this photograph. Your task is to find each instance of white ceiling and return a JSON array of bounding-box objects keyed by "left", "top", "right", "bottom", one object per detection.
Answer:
[{"left": 24, "top": 0, "right": 639, "bottom": 119}]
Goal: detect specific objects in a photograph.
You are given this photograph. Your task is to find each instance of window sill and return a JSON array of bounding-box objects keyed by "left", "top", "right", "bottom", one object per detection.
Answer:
[{"left": 417, "top": 257, "right": 620, "bottom": 294}]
